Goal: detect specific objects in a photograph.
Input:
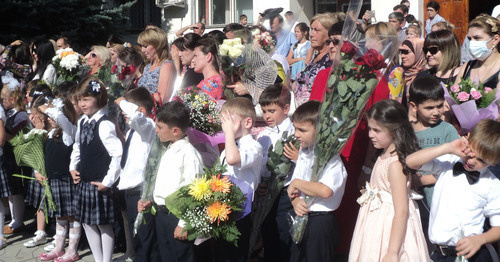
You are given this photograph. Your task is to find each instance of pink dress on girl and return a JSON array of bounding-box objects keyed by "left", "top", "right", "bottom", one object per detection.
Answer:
[{"left": 349, "top": 153, "right": 429, "bottom": 262}]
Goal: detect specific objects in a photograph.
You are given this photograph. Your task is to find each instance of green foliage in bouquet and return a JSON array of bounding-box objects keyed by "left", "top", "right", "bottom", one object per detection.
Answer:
[
  {"left": 10, "top": 129, "right": 56, "bottom": 221},
  {"left": 447, "top": 77, "right": 497, "bottom": 108},
  {"left": 165, "top": 160, "right": 246, "bottom": 246}
]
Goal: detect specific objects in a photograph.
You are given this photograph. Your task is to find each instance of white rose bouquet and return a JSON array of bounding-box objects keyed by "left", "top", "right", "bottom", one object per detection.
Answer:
[{"left": 52, "top": 48, "right": 83, "bottom": 85}]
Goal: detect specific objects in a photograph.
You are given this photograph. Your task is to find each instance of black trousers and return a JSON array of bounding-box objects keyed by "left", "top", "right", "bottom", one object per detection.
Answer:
[
  {"left": 155, "top": 206, "right": 196, "bottom": 262},
  {"left": 290, "top": 211, "right": 339, "bottom": 262},
  {"left": 124, "top": 188, "right": 159, "bottom": 262},
  {"left": 214, "top": 214, "right": 252, "bottom": 262},
  {"left": 430, "top": 244, "right": 495, "bottom": 262},
  {"left": 262, "top": 187, "right": 293, "bottom": 262}
]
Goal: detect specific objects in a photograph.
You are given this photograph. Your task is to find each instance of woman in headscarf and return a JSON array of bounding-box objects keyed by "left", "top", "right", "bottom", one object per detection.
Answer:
[{"left": 400, "top": 38, "right": 426, "bottom": 104}]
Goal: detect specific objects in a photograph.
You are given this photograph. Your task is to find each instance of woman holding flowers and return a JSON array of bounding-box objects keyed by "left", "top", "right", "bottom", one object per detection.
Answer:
[
  {"left": 137, "top": 27, "right": 177, "bottom": 104},
  {"left": 192, "top": 37, "right": 223, "bottom": 101},
  {"left": 293, "top": 12, "right": 341, "bottom": 106},
  {"left": 85, "top": 46, "right": 111, "bottom": 76},
  {"left": 455, "top": 16, "right": 500, "bottom": 89}
]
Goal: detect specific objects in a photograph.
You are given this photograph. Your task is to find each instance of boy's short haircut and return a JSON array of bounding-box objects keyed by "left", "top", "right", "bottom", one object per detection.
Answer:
[
  {"left": 54, "top": 81, "right": 78, "bottom": 99},
  {"left": 291, "top": 100, "right": 321, "bottom": 125},
  {"left": 259, "top": 83, "right": 291, "bottom": 108},
  {"left": 222, "top": 97, "right": 256, "bottom": 125},
  {"left": 468, "top": 119, "right": 500, "bottom": 164},
  {"left": 409, "top": 76, "right": 444, "bottom": 105},
  {"left": 240, "top": 14, "right": 247, "bottom": 20},
  {"left": 124, "top": 87, "right": 154, "bottom": 113},
  {"left": 156, "top": 101, "right": 190, "bottom": 132}
]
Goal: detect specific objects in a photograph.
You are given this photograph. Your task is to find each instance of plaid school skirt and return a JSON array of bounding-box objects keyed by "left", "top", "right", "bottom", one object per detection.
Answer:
[
  {"left": 26, "top": 173, "right": 44, "bottom": 208},
  {"left": 73, "top": 181, "right": 115, "bottom": 225},
  {"left": 41, "top": 176, "right": 76, "bottom": 218},
  {"left": 0, "top": 160, "right": 11, "bottom": 198}
]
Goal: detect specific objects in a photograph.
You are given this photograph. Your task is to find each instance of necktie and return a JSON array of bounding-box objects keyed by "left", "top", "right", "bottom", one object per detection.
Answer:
[
  {"left": 452, "top": 162, "right": 480, "bottom": 185},
  {"left": 81, "top": 120, "right": 96, "bottom": 145},
  {"left": 120, "top": 129, "right": 135, "bottom": 168}
]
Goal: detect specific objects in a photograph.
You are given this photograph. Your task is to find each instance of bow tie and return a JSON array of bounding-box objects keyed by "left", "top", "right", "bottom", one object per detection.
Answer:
[
  {"left": 81, "top": 120, "right": 97, "bottom": 144},
  {"left": 453, "top": 162, "right": 480, "bottom": 185}
]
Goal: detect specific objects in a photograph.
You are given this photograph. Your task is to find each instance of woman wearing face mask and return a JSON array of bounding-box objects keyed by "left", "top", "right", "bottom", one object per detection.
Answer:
[{"left": 455, "top": 16, "right": 500, "bottom": 89}]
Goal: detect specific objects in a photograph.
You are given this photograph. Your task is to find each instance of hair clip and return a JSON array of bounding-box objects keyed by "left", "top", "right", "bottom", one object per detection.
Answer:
[
  {"left": 485, "top": 18, "right": 498, "bottom": 33},
  {"left": 89, "top": 80, "right": 101, "bottom": 95},
  {"left": 33, "top": 90, "right": 44, "bottom": 96}
]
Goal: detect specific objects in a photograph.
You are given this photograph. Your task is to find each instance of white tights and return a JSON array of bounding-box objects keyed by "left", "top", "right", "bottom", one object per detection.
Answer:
[{"left": 82, "top": 223, "right": 114, "bottom": 262}]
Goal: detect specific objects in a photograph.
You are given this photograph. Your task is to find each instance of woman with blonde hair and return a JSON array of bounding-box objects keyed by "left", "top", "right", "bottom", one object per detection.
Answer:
[
  {"left": 455, "top": 16, "right": 500, "bottom": 89},
  {"left": 85, "top": 45, "right": 111, "bottom": 76},
  {"left": 137, "top": 27, "right": 176, "bottom": 104},
  {"left": 109, "top": 44, "right": 125, "bottom": 73},
  {"left": 293, "top": 12, "right": 342, "bottom": 105}
]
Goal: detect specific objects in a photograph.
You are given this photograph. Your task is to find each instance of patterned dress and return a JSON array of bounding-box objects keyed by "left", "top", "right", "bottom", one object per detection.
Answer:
[
  {"left": 197, "top": 75, "right": 223, "bottom": 101},
  {"left": 294, "top": 51, "right": 332, "bottom": 106},
  {"left": 349, "top": 154, "right": 429, "bottom": 261}
]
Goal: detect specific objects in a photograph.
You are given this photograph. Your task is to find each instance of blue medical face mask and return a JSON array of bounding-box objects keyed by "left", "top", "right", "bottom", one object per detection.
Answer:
[{"left": 469, "top": 37, "right": 494, "bottom": 61}]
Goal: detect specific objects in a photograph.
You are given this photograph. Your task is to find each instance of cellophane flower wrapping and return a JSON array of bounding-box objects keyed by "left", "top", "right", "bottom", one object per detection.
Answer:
[
  {"left": 10, "top": 129, "right": 56, "bottom": 218},
  {"left": 52, "top": 48, "right": 83, "bottom": 85},
  {"left": 172, "top": 86, "right": 222, "bottom": 136},
  {"left": 250, "top": 131, "right": 299, "bottom": 249},
  {"left": 289, "top": 0, "right": 399, "bottom": 244},
  {"left": 443, "top": 78, "right": 499, "bottom": 133},
  {"left": 164, "top": 160, "right": 247, "bottom": 246}
]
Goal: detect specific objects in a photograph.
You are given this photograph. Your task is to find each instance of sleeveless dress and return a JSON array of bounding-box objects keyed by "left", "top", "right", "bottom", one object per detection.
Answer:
[
  {"left": 462, "top": 60, "right": 500, "bottom": 88},
  {"left": 137, "top": 60, "right": 174, "bottom": 94},
  {"left": 290, "top": 41, "right": 311, "bottom": 81},
  {"left": 349, "top": 154, "right": 429, "bottom": 262}
]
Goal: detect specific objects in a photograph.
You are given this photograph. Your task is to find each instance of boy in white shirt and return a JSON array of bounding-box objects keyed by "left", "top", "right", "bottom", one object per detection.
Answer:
[
  {"left": 287, "top": 101, "right": 347, "bottom": 262},
  {"left": 407, "top": 119, "right": 500, "bottom": 261},
  {"left": 137, "top": 101, "right": 204, "bottom": 262},
  {"left": 256, "top": 84, "right": 297, "bottom": 261},
  {"left": 218, "top": 97, "right": 263, "bottom": 260},
  {"left": 115, "top": 87, "right": 158, "bottom": 262}
]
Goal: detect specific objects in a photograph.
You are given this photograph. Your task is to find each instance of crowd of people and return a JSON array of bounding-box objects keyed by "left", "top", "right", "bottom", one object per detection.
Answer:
[{"left": 0, "top": 1, "right": 499, "bottom": 262}]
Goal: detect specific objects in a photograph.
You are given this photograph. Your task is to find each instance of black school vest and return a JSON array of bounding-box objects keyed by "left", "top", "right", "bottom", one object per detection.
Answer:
[
  {"left": 78, "top": 116, "right": 111, "bottom": 182},
  {"left": 45, "top": 137, "right": 72, "bottom": 179}
]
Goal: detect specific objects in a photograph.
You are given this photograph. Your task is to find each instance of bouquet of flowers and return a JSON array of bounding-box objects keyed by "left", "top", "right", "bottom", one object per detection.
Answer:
[
  {"left": 219, "top": 39, "right": 246, "bottom": 91},
  {"left": 173, "top": 86, "right": 222, "bottom": 136},
  {"left": 52, "top": 48, "right": 83, "bottom": 85},
  {"left": 443, "top": 78, "right": 499, "bottom": 133},
  {"left": 10, "top": 129, "right": 56, "bottom": 221},
  {"left": 251, "top": 28, "right": 276, "bottom": 54},
  {"left": 164, "top": 161, "right": 247, "bottom": 245},
  {"left": 250, "top": 131, "right": 299, "bottom": 248},
  {"left": 219, "top": 38, "right": 245, "bottom": 59},
  {"left": 289, "top": 0, "right": 398, "bottom": 243}
]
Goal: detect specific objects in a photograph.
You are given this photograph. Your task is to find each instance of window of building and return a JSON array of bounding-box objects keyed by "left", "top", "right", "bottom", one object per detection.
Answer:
[{"left": 198, "top": 0, "right": 253, "bottom": 26}]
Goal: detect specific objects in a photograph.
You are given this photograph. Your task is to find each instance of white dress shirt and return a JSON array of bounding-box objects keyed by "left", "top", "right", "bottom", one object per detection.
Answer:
[
  {"left": 420, "top": 154, "right": 500, "bottom": 246},
  {"left": 220, "top": 134, "right": 263, "bottom": 199},
  {"left": 117, "top": 100, "right": 156, "bottom": 190},
  {"left": 291, "top": 149, "right": 347, "bottom": 212},
  {"left": 69, "top": 109, "right": 123, "bottom": 188},
  {"left": 257, "top": 117, "right": 294, "bottom": 182},
  {"left": 153, "top": 136, "right": 204, "bottom": 205},
  {"left": 45, "top": 107, "right": 76, "bottom": 145}
]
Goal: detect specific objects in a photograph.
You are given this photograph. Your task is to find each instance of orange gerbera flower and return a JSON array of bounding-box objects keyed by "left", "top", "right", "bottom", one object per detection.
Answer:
[
  {"left": 206, "top": 201, "right": 231, "bottom": 225},
  {"left": 60, "top": 51, "right": 74, "bottom": 58},
  {"left": 210, "top": 174, "right": 231, "bottom": 193}
]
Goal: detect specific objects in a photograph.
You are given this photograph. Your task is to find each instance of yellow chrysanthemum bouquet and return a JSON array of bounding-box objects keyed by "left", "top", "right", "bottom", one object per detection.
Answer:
[{"left": 165, "top": 160, "right": 246, "bottom": 245}]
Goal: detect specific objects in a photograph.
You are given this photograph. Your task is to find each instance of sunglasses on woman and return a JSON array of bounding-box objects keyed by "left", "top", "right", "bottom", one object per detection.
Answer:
[
  {"left": 422, "top": 46, "right": 439, "bottom": 55},
  {"left": 326, "top": 38, "right": 340, "bottom": 46},
  {"left": 90, "top": 53, "right": 98, "bottom": 58},
  {"left": 400, "top": 49, "right": 411, "bottom": 55}
]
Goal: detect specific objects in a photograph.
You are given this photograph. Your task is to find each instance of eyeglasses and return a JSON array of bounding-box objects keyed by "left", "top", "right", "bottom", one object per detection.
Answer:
[
  {"left": 90, "top": 53, "right": 97, "bottom": 58},
  {"left": 326, "top": 38, "right": 340, "bottom": 46},
  {"left": 423, "top": 46, "right": 439, "bottom": 55},
  {"left": 400, "top": 49, "right": 411, "bottom": 55}
]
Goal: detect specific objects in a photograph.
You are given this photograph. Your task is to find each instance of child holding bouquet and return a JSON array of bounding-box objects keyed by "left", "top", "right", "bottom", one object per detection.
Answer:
[
  {"left": 349, "top": 100, "right": 429, "bottom": 261},
  {"left": 70, "top": 77, "right": 122, "bottom": 262},
  {"left": 32, "top": 96, "right": 81, "bottom": 262},
  {"left": 137, "top": 101, "right": 204, "bottom": 262}
]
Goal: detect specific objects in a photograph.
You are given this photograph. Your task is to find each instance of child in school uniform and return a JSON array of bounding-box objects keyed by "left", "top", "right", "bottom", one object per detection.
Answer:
[
  {"left": 256, "top": 83, "right": 297, "bottom": 261},
  {"left": 115, "top": 87, "right": 158, "bottom": 262},
  {"left": 70, "top": 76, "right": 122, "bottom": 262},
  {"left": 0, "top": 77, "right": 11, "bottom": 249},
  {"left": 407, "top": 119, "right": 500, "bottom": 261},
  {"left": 1, "top": 75, "right": 30, "bottom": 235},
  {"left": 287, "top": 100, "right": 348, "bottom": 262},
  {"left": 218, "top": 97, "right": 263, "bottom": 260},
  {"left": 31, "top": 95, "right": 81, "bottom": 262},
  {"left": 137, "top": 101, "right": 204, "bottom": 262}
]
